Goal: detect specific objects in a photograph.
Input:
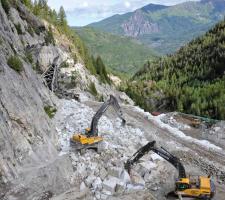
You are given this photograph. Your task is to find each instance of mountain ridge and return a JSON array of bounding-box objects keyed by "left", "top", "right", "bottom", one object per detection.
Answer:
[{"left": 88, "top": 0, "right": 225, "bottom": 55}]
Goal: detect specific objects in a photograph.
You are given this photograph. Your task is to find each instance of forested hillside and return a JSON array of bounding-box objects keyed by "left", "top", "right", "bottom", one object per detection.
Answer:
[
  {"left": 89, "top": 0, "right": 225, "bottom": 55},
  {"left": 75, "top": 27, "right": 157, "bottom": 75},
  {"left": 123, "top": 19, "right": 225, "bottom": 120}
]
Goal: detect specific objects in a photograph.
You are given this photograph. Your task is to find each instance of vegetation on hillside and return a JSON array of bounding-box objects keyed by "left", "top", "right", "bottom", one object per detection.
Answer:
[
  {"left": 89, "top": 1, "right": 224, "bottom": 55},
  {"left": 7, "top": 56, "right": 23, "bottom": 73},
  {"left": 92, "top": 56, "right": 111, "bottom": 84},
  {"left": 44, "top": 106, "right": 57, "bottom": 119},
  {"left": 17, "top": 0, "right": 111, "bottom": 84},
  {"left": 75, "top": 27, "right": 157, "bottom": 75},
  {"left": 123, "top": 19, "right": 225, "bottom": 120}
]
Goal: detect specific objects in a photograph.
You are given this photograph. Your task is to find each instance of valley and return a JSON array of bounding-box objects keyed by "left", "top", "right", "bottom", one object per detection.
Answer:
[
  {"left": 74, "top": 27, "right": 157, "bottom": 75},
  {"left": 0, "top": 0, "right": 224, "bottom": 200}
]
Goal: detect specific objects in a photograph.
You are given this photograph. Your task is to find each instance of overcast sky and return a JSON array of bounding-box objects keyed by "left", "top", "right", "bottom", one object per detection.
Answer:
[{"left": 47, "top": 0, "right": 200, "bottom": 26}]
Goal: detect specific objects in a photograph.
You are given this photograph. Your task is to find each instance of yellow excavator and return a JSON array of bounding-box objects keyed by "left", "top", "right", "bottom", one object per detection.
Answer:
[
  {"left": 125, "top": 141, "right": 215, "bottom": 199},
  {"left": 70, "top": 95, "right": 126, "bottom": 150}
]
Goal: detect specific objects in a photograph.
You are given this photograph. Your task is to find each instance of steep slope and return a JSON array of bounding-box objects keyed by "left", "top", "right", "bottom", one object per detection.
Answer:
[
  {"left": 0, "top": 1, "right": 74, "bottom": 199},
  {"left": 74, "top": 27, "right": 157, "bottom": 75},
  {"left": 124, "top": 19, "right": 225, "bottom": 120},
  {"left": 0, "top": 1, "right": 133, "bottom": 199},
  {"left": 89, "top": 1, "right": 225, "bottom": 54},
  {"left": 1, "top": 2, "right": 225, "bottom": 200}
]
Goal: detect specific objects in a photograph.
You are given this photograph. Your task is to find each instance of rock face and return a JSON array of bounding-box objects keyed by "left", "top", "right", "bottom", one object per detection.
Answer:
[
  {"left": 121, "top": 10, "right": 159, "bottom": 37},
  {"left": 0, "top": 2, "right": 73, "bottom": 199},
  {"left": 0, "top": 2, "right": 134, "bottom": 199},
  {"left": 201, "top": 0, "right": 225, "bottom": 12}
]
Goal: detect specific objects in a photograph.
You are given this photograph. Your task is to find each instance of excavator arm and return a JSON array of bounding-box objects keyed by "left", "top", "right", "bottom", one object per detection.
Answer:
[
  {"left": 87, "top": 95, "right": 126, "bottom": 137},
  {"left": 125, "top": 141, "right": 186, "bottom": 179},
  {"left": 125, "top": 141, "right": 156, "bottom": 172}
]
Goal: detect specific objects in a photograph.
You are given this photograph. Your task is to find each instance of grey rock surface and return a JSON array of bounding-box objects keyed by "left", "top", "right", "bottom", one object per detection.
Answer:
[
  {"left": 0, "top": 3, "right": 73, "bottom": 199},
  {"left": 122, "top": 10, "right": 159, "bottom": 37}
]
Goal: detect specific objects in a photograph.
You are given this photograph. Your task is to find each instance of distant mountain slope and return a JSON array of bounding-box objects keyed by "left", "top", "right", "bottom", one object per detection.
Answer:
[
  {"left": 124, "top": 19, "right": 225, "bottom": 120},
  {"left": 89, "top": 0, "right": 225, "bottom": 55},
  {"left": 74, "top": 27, "right": 157, "bottom": 75}
]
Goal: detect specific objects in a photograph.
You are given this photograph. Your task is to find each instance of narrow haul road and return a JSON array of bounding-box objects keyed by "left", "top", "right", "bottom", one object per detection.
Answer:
[{"left": 85, "top": 101, "right": 225, "bottom": 200}]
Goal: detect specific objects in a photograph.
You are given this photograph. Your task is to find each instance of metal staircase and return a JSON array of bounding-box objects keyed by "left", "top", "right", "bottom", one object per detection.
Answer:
[{"left": 42, "top": 56, "right": 59, "bottom": 92}]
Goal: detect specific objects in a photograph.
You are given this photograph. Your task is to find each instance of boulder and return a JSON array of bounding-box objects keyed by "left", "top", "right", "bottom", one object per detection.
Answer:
[
  {"left": 120, "top": 170, "right": 131, "bottom": 183},
  {"left": 80, "top": 182, "right": 87, "bottom": 191},
  {"left": 100, "top": 167, "right": 108, "bottom": 180},
  {"left": 102, "top": 176, "right": 121, "bottom": 193},
  {"left": 108, "top": 167, "right": 123, "bottom": 178},
  {"left": 126, "top": 184, "right": 144, "bottom": 192},
  {"left": 115, "top": 182, "right": 126, "bottom": 194},
  {"left": 144, "top": 172, "right": 151, "bottom": 183},
  {"left": 150, "top": 153, "right": 163, "bottom": 161},
  {"left": 92, "top": 177, "right": 102, "bottom": 191},
  {"left": 130, "top": 170, "right": 145, "bottom": 187},
  {"left": 138, "top": 161, "right": 156, "bottom": 176},
  {"left": 85, "top": 175, "right": 96, "bottom": 187}
]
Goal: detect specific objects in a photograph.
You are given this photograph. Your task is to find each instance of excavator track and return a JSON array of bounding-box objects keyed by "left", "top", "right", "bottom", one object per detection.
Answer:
[{"left": 70, "top": 139, "right": 99, "bottom": 152}]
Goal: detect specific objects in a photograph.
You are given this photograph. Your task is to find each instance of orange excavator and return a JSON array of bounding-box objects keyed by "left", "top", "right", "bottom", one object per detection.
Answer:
[{"left": 70, "top": 95, "right": 126, "bottom": 150}]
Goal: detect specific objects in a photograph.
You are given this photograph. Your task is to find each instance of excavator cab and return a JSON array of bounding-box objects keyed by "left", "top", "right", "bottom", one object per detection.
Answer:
[
  {"left": 176, "top": 179, "right": 190, "bottom": 191},
  {"left": 70, "top": 95, "right": 126, "bottom": 150}
]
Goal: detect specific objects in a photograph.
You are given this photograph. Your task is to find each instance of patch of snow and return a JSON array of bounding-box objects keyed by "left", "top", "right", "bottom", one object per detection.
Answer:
[{"left": 133, "top": 107, "right": 222, "bottom": 152}]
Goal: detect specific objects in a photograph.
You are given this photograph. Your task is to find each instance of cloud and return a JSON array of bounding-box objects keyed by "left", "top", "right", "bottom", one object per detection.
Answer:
[
  {"left": 125, "top": 1, "right": 131, "bottom": 8},
  {"left": 82, "top": 2, "right": 89, "bottom": 8},
  {"left": 47, "top": 0, "right": 200, "bottom": 26}
]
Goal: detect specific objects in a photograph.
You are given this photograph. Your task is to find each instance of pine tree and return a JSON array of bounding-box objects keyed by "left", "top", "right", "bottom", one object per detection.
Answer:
[
  {"left": 58, "top": 6, "right": 67, "bottom": 27},
  {"left": 22, "top": 0, "right": 33, "bottom": 8},
  {"left": 33, "top": 0, "right": 40, "bottom": 15},
  {"left": 95, "top": 56, "right": 110, "bottom": 84}
]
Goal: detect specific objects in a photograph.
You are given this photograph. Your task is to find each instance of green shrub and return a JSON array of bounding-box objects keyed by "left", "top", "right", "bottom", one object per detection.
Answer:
[
  {"left": 93, "top": 56, "right": 111, "bottom": 85},
  {"left": 34, "top": 27, "right": 41, "bottom": 35},
  {"left": 7, "top": 56, "right": 23, "bottom": 73},
  {"left": 98, "top": 95, "right": 104, "bottom": 102},
  {"left": 0, "top": 37, "right": 2, "bottom": 45},
  {"left": 15, "top": 23, "right": 23, "bottom": 35},
  {"left": 27, "top": 26, "right": 34, "bottom": 37},
  {"left": 21, "top": 0, "right": 32, "bottom": 9},
  {"left": 88, "top": 82, "right": 98, "bottom": 97},
  {"left": 44, "top": 106, "right": 57, "bottom": 119},
  {"left": 45, "top": 27, "right": 55, "bottom": 45},
  {"left": 1, "top": 0, "right": 10, "bottom": 15},
  {"left": 32, "top": 60, "right": 42, "bottom": 73},
  {"left": 60, "top": 61, "right": 69, "bottom": 68},
  {"left": 25, "top": 52, "right": 33, "bottom": 63},
  {"left": 71, "top": 71, "right": 78, "bottom": 84}
]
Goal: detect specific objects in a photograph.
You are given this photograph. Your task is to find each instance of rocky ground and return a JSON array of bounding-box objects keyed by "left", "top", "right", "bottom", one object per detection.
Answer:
[
  {"left": 1, "top": 2, "right": 225, "bottom": 200},
  {"left": 51, "top": 98, "right": 225, "bottom": 200}
]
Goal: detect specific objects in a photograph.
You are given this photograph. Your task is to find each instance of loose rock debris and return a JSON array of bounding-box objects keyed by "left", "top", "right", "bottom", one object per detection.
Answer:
[
  {"left": 53, "top": 99, "right": 172, "bottom": 199},
  {"left": 53, "top": 99, "right": 225, "bottom": 199}
]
